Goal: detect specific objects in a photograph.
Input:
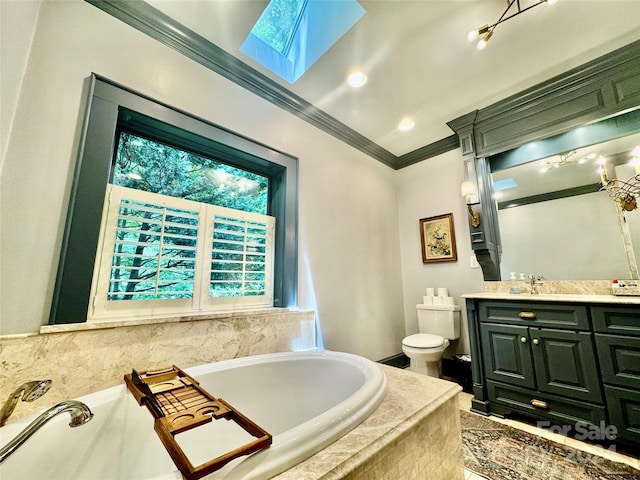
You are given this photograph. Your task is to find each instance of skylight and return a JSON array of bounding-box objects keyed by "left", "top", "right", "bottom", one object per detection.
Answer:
[
  {"left": 241, "top": 0, "right": 366, "bottom": 84},
  {"left": 250, "top": 0, "right": 306, "bottom": 55},
  {"left": 493, "top": 178, "right": 518, "bottom": 191}
]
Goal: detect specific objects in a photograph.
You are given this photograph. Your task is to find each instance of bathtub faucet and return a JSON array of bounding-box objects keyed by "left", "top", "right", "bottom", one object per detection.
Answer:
[
  {"left": 0, "top": 400, "right": 93, "bottom": 464},
  {"left": 0, "top": 380, "right": 52, "bottom": 427}
]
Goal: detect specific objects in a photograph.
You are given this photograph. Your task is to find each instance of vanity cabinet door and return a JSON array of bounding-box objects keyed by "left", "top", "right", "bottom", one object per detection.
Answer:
[
  {"left": 595, "top": 334, "right": 640, "bottom": 389},
  {"left": 480, "top": 323, "right": 535, "bottom": 389},
  {"left": 603, "top": 386, "right": 640, "bottom": 444},
  {"left": 530, "top": 328, "right": 603, "bottom": 403}
]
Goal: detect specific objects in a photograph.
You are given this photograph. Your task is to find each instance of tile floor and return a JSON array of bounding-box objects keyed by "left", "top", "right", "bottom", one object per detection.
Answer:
[{"left": 458, "top": 391, "right": 640, "bottom": 479}]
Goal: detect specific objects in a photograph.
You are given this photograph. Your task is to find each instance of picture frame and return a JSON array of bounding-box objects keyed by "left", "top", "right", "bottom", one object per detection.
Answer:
[{"left": 419, "top": 213, "right": 458, "bottom": 263}]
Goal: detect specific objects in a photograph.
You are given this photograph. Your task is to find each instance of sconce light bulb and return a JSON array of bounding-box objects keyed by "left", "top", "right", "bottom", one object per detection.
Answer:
[
  {"left": 546, "top": 0, "right": 559, "bottom": 5},
  {"left": 460, "top": 181, "right": 476, "bottom": 197},
  {"left": 477, "top": 30, "right": 493, "bottom": 50},
  {"left": 468, "top": 25, "right": 489, "bottom": 42},
  {"left": 599, "top": 165, "right": 610, "bottom": 184}
]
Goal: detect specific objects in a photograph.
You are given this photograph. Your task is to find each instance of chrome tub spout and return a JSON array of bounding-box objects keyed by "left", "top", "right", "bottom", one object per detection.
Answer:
[{"left": 0, "top": 400, "right": 93, "bottom": 464}]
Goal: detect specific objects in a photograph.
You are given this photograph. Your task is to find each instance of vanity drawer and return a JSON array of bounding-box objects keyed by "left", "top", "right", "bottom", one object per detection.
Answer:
[
  {"left": 486, "top": 380, "right": 606, "bottom": 427},
  {"left": 603, "top": 385, "right": 640, "bottom": 444},
  {"left": 592, "top": 305, "right": 640, "bottom": 336},
  {"left": 479, "top": 301, "right": 590, "bottom": 330},
  {"left": 595, "top": 334, "right": 640, "bottom": 389}
]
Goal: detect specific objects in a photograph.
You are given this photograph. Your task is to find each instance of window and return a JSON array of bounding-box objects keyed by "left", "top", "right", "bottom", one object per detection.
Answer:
[
  {"left": 50, "top": 76, "right": 298, "bottom": 324},
  {"left": 113, "top": 131, "right": 269, "bottom": 214}
]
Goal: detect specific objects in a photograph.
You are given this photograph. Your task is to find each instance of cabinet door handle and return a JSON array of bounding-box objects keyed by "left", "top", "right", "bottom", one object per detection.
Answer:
[
  {"left": 519, "top": 311, "right": 537, "bottom": 319},
  {"left": 530, "top": 399, "right": 549, "bottom": 409},
  {"left": 520, "top": 336, "right": 527, "bottom": 343},
  {"left": 533, "top": 338, "right": 539, "bottom": 345}
]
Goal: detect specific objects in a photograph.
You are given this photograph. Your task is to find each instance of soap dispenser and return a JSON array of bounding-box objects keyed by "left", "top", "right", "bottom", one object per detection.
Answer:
[{"left": 509, "top": 272, "right": 520, "bottom": 294}]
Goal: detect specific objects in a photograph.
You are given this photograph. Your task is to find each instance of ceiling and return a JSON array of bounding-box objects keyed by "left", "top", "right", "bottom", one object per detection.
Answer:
[{"left": 143, "top": 0, "right": 640, "bottom": 163}]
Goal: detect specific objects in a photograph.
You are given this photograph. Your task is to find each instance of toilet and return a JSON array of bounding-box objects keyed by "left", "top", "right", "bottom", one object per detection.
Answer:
[{"left": 402, "top": 303, "right": 461, "bottom": 377}]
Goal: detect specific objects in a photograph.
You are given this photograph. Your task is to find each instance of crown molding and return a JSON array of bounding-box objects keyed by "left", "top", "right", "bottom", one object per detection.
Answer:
[{"left": 396, "top": 135, "right": 459, "bottom": 169}]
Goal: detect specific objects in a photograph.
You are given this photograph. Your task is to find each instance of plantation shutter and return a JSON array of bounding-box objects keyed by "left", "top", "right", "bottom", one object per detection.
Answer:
[
  {"left": 201, "top": 211, "right": 274, "bottom": 309},
  {"left": 89, "top": 185, "right": 274, "bottom": 320},
  {"left": 107, "top": 199, "right": 199, "bottom": 301}
]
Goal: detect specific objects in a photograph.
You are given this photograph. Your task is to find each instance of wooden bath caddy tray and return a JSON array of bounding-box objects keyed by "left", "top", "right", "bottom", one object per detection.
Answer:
[{"left": 124, "top": 365, "right": 272, "bottom": 480}]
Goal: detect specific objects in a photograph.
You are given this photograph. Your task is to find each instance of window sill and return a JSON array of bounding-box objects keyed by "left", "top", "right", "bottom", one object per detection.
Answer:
[{"left": 39, "top": 307, "right": 301, "bottom": 335}]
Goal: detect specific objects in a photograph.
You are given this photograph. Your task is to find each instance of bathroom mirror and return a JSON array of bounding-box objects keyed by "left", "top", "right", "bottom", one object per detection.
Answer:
[{"left": 490, "top": 122, "right": 640, "bottom": 281}]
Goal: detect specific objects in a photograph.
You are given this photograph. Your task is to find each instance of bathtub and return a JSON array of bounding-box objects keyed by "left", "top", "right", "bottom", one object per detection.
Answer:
[{"left": 0, "top": 349, "right": 387, "bottom": 480}]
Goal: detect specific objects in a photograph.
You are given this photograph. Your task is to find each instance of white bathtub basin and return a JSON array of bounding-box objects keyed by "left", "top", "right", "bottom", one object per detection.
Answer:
[{"left": 0, "top": 349, "right": 387, "bottom": 479}]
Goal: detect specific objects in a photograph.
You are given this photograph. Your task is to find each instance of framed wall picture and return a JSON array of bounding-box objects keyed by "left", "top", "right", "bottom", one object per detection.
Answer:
[{"left": 419, "top": 213, "right": 458, "bottom": 263}]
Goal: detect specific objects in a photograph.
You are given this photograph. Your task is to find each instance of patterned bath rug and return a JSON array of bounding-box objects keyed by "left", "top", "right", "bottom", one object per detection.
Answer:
[{"left": 460, "top": 411, "right": 640, "bottom": 480}]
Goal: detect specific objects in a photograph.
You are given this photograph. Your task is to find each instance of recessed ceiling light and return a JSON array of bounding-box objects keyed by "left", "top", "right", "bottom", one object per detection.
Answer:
[
  {"left": 397, "top": 118, "right": 415, "bottom": 132},
  {"left": 347, "top": 71, "right": 367, "bottom": 88}
]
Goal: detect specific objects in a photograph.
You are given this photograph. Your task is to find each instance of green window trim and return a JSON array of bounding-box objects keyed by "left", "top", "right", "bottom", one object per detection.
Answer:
[{"left": 50, "top": 74, "right": 298, "bottom": 325}]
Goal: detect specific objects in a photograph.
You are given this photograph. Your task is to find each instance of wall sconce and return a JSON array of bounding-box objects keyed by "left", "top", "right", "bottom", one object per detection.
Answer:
[{"left": 461, "top": 181, "right": 481, "bottom": 227}]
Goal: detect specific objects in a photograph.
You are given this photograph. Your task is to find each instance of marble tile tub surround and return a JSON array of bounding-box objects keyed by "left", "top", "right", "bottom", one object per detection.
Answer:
[
  {"left": 273, "top": 365, "right": 464, "bottom": 480},
  {"left": 0, "top": 309, "right": 315, "bottom": 422}
]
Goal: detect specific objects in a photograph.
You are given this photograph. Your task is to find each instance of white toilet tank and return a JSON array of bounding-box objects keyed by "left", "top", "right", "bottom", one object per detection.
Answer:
[{"left": 416, "top": 304, "right": 461, "bottom": 340}]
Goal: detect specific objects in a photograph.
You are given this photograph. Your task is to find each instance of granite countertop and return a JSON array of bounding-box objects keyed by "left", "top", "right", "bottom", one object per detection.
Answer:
[{"left": 462, "top": 292, "right": 640, "bottom": 305}]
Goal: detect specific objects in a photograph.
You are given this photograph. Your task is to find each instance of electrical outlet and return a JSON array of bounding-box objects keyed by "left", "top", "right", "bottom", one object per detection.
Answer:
[{"left": 470, "top": 255, "right": 480, "bottom": 269}]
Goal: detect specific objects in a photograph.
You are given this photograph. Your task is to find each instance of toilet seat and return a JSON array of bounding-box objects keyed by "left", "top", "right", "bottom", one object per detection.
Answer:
[{"left": 402, "top": 333, "right": 444, "bottom": 349}]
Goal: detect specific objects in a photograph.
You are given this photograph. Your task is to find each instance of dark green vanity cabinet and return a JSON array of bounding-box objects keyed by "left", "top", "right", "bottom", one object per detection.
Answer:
[
  {"left": 592, "top": 305, "right": 640, "bottom": 445},
  {"left": 465, "top": 296, "right": 640, "bottom": 450}
]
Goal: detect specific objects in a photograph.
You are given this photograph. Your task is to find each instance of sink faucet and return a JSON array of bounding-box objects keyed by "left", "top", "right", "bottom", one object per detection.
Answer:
[
  {"left": 0, "top": 400, "right": 93, "bottom": 463},
  {"left": 529, "top": 274, "right": 545, "bottom": 294},
  {"left": 0, "top": 380, "right": 52, "bottom": 427}
]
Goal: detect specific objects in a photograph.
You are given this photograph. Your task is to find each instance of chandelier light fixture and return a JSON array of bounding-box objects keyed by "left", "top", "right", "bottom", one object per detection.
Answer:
[
  {"left": 539, "top": 150, "right": 596, "bottom": 173},
  {"left": 468, "top": 0, "right": 559, "bottom": 50}
]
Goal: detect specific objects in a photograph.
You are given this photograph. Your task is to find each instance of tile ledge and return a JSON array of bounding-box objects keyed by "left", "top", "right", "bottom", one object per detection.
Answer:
[{"left": 37, "top": 307, "right": 308, "bottom": 335}]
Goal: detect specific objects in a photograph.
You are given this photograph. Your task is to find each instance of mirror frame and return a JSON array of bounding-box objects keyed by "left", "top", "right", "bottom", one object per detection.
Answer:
[{"left": 447, "top": 40, "right": 640, "bottom": 280}]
